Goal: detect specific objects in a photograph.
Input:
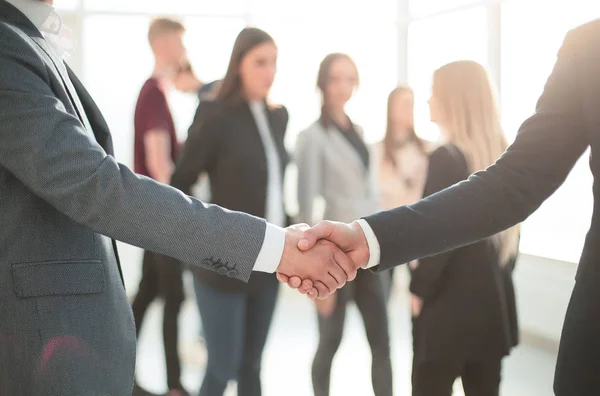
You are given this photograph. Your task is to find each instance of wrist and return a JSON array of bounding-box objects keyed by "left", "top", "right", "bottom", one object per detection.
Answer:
[{"left": 350, "top": 221, "right": 370, "bottom": 269}]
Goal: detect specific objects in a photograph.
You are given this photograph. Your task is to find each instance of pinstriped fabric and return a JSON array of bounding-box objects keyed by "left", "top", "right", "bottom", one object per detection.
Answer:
[{"left": 0, "top": 4, "right": 265, "bottom": 395}]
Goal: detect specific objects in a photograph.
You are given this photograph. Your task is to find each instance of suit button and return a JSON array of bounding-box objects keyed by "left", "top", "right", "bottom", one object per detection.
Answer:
[
  {"left": 227, "top": 269, "right": 239, "bottom": 278},
  {"left": 201, "top": 259, "right": 213, "bottom": 268},
  {"left": 217, "top": 266, "right": 228, "bottom": 275}
]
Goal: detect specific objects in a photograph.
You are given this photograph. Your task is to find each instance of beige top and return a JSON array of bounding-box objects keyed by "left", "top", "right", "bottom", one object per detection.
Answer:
[{"left": 371, "top": 140, "right": 429, "bottom": 211}]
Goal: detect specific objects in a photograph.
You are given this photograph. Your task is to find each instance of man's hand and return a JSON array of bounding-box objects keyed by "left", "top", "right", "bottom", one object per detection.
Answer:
[
  {"left": 300, "top": 221, "right": 370, "bottom": 265},
  {"left": 276, "top": 224, "right": 357, "bottom": 300},
  {"left": 174, "top": 61, "right": 204, "bottom": 93},
  {"left": 277, "top": 221, "right": 370, "bottom": 295}
]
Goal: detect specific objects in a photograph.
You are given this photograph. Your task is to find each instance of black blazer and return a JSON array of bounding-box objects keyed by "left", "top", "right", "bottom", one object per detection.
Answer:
[
  {"left": 364, "top": 20, "right": 599, "bottom": 394},
  {"left": 410, "top": 145, "right": 518, "bottom": 363},
  {"left": 171, "top": 100, "right": 290, "bottom": 292}
]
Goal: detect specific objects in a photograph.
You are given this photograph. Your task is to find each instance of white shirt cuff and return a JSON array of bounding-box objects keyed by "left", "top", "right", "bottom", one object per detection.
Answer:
[
  {"left": 253, "top": 222, "right": 286, "bottom": 273},
  {"left": 356, "top": 219, "right": 381, "bottom": 269}
]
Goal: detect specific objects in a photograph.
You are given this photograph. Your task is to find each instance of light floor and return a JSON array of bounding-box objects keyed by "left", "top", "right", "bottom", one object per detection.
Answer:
[{"left": 134, "top": 274, "right": 556, "bottom": 396}]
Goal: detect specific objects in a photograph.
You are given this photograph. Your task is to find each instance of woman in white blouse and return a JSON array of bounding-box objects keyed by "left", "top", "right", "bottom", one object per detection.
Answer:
[{"left": 371, "top": 86, "right": 429, "bottom": 300}]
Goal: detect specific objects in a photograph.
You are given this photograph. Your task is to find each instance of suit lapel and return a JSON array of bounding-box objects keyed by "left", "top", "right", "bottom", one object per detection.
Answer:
[
  {"left": 30, "top": 36, "right": 92, "bottom": 131},
  {"left": 0, "top": 3, "right": 90, "bottom": 132},
  {"left": 265, "top": 107, "right": 290, "bottom": 170},
  {"left": 66, "top": 66, "right": 115, "bottom": 156},
  {"left": 0, "top": 1, "right": 124, "bottom": 287},
  {"left": 326, "top": 124, "right": 367, "bottom": 175}
]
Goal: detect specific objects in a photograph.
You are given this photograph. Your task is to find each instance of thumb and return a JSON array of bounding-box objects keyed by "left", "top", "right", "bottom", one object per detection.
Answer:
[{"left": 298, "top": 221, "right": 335, "bottom": 251}]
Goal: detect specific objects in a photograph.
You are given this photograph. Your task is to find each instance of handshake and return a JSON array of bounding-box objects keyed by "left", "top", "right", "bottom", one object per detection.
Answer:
[{"left": 275, "top": 221, "right": 371, "bottom": 300}]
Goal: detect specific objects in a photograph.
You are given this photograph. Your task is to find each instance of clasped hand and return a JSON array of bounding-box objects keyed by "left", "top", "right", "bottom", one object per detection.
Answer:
[{"left": 275, "top": 221, "right": 370, "bottom": 300}]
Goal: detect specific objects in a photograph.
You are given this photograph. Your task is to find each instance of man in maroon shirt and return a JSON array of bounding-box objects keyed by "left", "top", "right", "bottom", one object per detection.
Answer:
[{"left": 132, "top": 18, "right": 201, "bottom": 396}]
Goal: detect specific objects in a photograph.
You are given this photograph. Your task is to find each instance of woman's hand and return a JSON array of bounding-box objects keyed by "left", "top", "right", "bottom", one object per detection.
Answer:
[{"left": 410, "top": 294, "right": 423, "bottom": 318}]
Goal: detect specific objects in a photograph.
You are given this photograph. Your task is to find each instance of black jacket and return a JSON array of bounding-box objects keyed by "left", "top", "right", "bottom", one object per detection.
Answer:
[
  {"left": 364, "top": 20, "right": 600, "bottom": 394},
  {"left": 410, "top": 145, "right": 518, "bottom": 363},
  {"left": 171, "top": 100, "right": 290, "bottom": 292}
]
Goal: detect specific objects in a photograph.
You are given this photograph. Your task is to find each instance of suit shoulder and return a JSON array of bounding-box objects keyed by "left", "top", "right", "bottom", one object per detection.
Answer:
[
  {"left": 199, "top": 100, "right": 228, "bottom": 121},
  {"left": 0, "top": 21, "right": 37, "bottom": 55},
  {"left": 563, "top": 18, "right": 600, "bottom": 52},
  {"left": 269, "top": 104, "right": 289, "bottom": 123},
  {"left": 196, "top": 99, "right": 221, "bottom": 117},
  {"left": 429, "top": 144, "right": 469, "bottom": 175},
  {"left": 571, "top": 18, "right": 600, "bottom": 35},
  {"left": 298, "top": 121, "right": 326, "bottom": 141},
  {"left": 0, "top": 23, "right": 49, "bottom": 90}
]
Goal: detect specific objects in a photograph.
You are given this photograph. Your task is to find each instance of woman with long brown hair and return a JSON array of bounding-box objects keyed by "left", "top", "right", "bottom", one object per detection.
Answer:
[
  {"left": 409, "top": 60, "right": 519, "bottom": 396},
  {"left": 373, "top": 86, "right": 428, "bottom": 211},
  {"left": 295, "top": 53, "right": 393, "bottom": 396},
  {"left": 371, "top": 86, "right": 429, "bottom": 299},
  {"left": 171, "top": 27, "right": 288, "bottom": 396}
]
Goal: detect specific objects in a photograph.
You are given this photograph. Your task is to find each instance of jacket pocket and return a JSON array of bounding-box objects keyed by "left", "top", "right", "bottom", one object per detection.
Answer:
[{"left": 11, "top": 260, "right": 105, "bottom": 298}]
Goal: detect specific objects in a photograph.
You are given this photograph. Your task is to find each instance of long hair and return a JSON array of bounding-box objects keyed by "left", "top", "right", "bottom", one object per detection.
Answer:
[
  {"left": 384, "top": 86, "right": 425, "bottom": 168},
  {"left": 217, "top": 27, "right": 275, "bottom": 107},
  {"left": 316, "top": 53, "right": 359, "bottom": 127},
  {"left": 432, "top": 60, "right": 519, "bottom": 265}
]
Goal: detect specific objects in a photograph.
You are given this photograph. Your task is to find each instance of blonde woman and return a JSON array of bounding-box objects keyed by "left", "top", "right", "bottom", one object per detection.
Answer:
[{"left": 409, "top": 61, "right": 520, "bottom": 396}]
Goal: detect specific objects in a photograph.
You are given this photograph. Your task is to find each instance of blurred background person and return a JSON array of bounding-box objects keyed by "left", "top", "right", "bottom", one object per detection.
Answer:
[
  {"left": 131, "top": 17, "right": 192, "bottom": 396},
  {"left": 295, "top": 53, "right": 393, "bottom": 396},
  {"left": 409, "top": 60, "right": 520, "bottom": 396},
  {"left": 173, "top": 60, "right": 205, "bottom": 94},
  {"left": 371, "top": 86, "right": 429, "bottom": 301},
  {"left": 170, "top": 27, "right": 288, "bottom": 396}
]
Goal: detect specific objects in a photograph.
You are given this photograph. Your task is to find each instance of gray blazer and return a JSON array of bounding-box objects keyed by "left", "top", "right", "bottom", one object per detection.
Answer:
[
  {"left": 0, "top": 3, "right": 265, "bottom": 395},
  {"left": 295, "top": 121, "right": 377, "bottom": 225}
]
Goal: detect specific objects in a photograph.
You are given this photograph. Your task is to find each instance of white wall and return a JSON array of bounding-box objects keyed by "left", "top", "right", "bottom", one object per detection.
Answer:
[{"left": 514, "top": 254, "right": 576, "bottom": 351}]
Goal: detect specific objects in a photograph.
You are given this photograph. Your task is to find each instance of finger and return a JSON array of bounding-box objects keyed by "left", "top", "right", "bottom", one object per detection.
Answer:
[
  {"left": 298, "top": 221, "right": 336, "bottom": 251},
  {"left": 298, "top": 279, "right": 314, "bottom": 294},
  {"left": 276, "top": 273, "right": 290, "bottom": 284},
  {"left": 307, "top": 288, "right": 318, "bottom": 300},
  {"left": 312, "top": 281, "right": 330, "bottom": 299},
  {"left": 332, "top": 248, "right": 358, "bottom": 282},
  {"left": 321, "top": 273, "right": 339, "bottom": 295},
  {"left": 327, "top": 260, "right": 347, "bottom": 289},
  {"left": 288, "top": 276, "right": 302, "bottom": 289}
]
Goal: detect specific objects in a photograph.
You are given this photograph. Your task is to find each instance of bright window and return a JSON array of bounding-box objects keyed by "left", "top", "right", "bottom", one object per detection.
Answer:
[
  {"left": 409, "top": 0, "right": 484, "bottom": 19},
  {"left": 407, "top": 6, "right": 489, "bottom": 142},
  {"left": 81, "top": 0, "right": 245, "bottom": 15},
  {"left": 501, "top": 0, "right": 599, "bottom": 262}
]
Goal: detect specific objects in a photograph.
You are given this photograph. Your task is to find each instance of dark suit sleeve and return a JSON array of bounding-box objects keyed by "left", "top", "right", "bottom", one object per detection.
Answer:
[
  {"left": 365, "top": 28, "right": 590, "bottom": 271},
  {"left": 409, "top": 147, "right": 469, "bottom": 300},
  {"left": 170, "top": 103, "right": 224, "bottom": 195}
]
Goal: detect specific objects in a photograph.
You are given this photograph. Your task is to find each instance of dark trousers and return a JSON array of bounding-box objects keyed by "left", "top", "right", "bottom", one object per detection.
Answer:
[
  {"left": 194, "top": 277, "right": 279, "bottom": 396},
  {"left": 382, "top": 268, "right": 395, "bottom": 302},
  {"left": 131, "top": 251, "right": 185, "bottom": 390},
  {"left": 411, "top": 360, "right": 502, "bottom": 396},
  {"left": 312, "top": 270, "right": 393, "bottom": 396},
  {"left": 554, "top": 274, "right": 600, "bottom": 396}
]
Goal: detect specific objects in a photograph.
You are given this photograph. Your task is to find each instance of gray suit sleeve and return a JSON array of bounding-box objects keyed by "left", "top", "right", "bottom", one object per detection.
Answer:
[{"left": 0, "top": 26, "right": 264, "bottom": 282}]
